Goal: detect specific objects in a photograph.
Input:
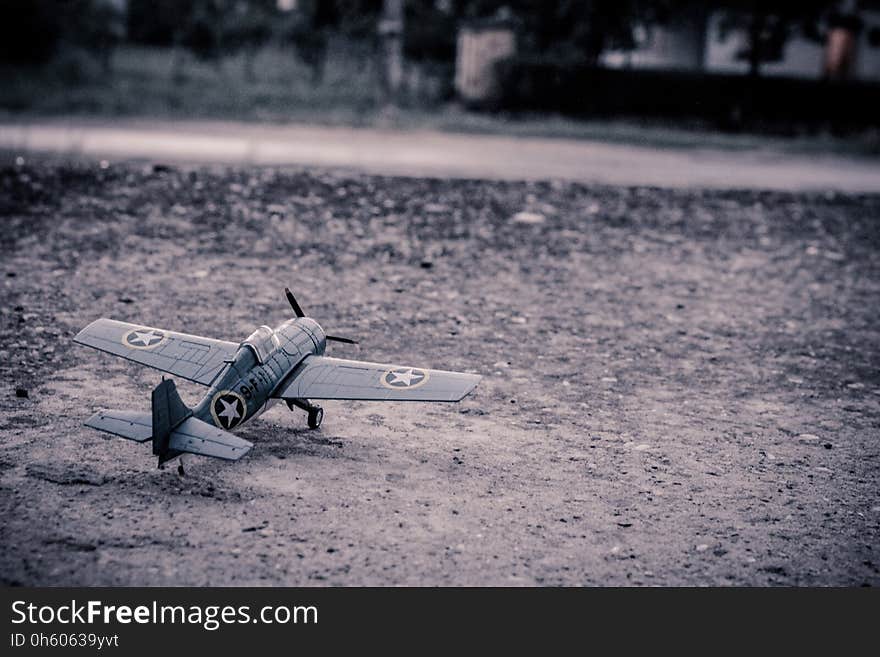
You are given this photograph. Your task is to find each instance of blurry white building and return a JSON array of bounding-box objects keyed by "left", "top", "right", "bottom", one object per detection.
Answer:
[{"left": 601, "top": 9, "right": 880, "bottom": 82}]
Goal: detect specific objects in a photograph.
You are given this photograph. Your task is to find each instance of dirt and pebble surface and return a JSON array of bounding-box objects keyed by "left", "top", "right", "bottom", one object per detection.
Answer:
[{"left": 1, "top": 156, "right": 879, "bottom": 586}]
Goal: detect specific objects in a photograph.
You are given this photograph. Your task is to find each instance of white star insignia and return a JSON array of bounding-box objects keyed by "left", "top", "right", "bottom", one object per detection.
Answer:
[
  {"left": 129, "top": 330, "right": 162, "bottom": 346},
  {"left": 217, "top": 398, "right": 241, "bottom": 425},
  {"left": 388, "top": 368, "right": 424, "bottom": 386}
]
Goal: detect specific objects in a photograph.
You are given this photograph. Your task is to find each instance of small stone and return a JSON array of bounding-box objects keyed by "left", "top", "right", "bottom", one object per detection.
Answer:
[
  {"left": 823, "top": 443, "right": 833, "bottom": 449},
  {"left": 696, "top": 544, "right": 710, "bottom": 552},
  {"left": 633, "top": 443, "right": 651, "bottom": 451},
  {"left": 511, "top": 211, "right": 545, "bottom": 224},
  {"left": 15, "top": 388, "right": 28, "bottom": 398},
  {"left": 846, "top": 382, "right": 864, "bottom": 390},
  {"left": 797, "top": 433, "right": 820, "bottom": 443}
]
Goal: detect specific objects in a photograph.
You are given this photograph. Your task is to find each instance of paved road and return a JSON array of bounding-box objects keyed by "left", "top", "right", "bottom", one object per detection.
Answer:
[{"left": 2, "top": 119, "right": 879, "bottom": 192}]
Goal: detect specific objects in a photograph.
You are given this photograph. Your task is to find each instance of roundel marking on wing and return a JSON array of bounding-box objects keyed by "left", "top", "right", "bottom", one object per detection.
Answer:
[
  {"left": 122, "top": 328, "right": 167, "bottom": 350},
  {"left": 380, "top": 367, "right": 430, "bottom": 390}
]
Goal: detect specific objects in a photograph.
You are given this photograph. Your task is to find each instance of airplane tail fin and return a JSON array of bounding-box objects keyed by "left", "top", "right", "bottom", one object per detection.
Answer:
[
  {"left": 85, "top": 379, "right": 252, "bottom": 466},
  {"left": 152, "top": 378, "right": 192, "bottom": 465}
]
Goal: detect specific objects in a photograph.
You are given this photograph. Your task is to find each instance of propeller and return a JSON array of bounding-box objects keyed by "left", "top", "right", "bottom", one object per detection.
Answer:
[
  {"left": 284, "top": 287, "right": 358, "bottom": 345},
  {"left": 284, "top": 287, "right": 305, "bottom": 318},
  {"left": 326, "top": 335, "right": 358, "bottom": 344}
]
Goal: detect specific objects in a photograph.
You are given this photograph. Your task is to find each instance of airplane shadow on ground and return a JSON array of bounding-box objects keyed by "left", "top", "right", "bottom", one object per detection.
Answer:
[{"left": 236, "top": 419, "right": 348, "bottom": 461}]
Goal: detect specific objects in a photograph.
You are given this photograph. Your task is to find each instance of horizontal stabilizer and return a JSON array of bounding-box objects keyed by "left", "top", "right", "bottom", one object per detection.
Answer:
[
  {"left": 168, "top": 417, "right": 253, "bottom": 461},
  {"left": 85, "top": 410, "right": 152, "bottom": 443},
  {"left": 85, "top": 411, "right": 251, "bottom": 462}
]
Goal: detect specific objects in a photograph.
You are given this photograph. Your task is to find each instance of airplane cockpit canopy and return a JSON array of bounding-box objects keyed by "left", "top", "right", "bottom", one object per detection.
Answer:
[{"left": 241, "top": 325, "right": 281, "bottom": 364}]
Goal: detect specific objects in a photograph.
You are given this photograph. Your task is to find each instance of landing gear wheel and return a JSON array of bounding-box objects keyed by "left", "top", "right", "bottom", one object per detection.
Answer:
[{"left": 307, "top": 406, "right": 323, "bottom": 429}]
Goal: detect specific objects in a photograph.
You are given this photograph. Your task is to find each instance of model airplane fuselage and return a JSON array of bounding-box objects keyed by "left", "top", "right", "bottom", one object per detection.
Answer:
[
  {"left": 191, "top": 316, "right": 328, "bottom": 431},
  {"left": 75, "top": 289, "right": 481, "bottom": 469}
]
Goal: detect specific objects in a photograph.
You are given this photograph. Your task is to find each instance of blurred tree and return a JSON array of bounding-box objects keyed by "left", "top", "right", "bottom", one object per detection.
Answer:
[
  {"left": 128, "top": 0, "right": 222, "bottom": 65},
  {"left": 404, "top": 0, "right": 457, "bottom": 62},
  {"left": 714, "top": 0, "right": 838, "bottom": 77},
  {"left": 277, "top": 0, "right": 330, "bottom": 83},
  {"left": 446, "top": 0, "right": 685, "bottom": 65},
  {"left": 379, "top": 0, "right": 405, "bottom": 103},
  {"left": 127, "top": 0, "right": 385, "bottom": 84},
  {"left": 0, "top": 0, "right": 62, "bottom": 64},
  {"left": 179, "top": 0, "right": 226, "bottom": 61},
  {"left": 129, "top": 1, "right": 275, "bottom": 58},
  {"left": 327, "top": 0, "right": 384, "bottom": 38},
  {"left": 0, "top": 0, "right": 123, "bottom": 69},
  {"left": 130, "top": 0, "right": 282, "bottom": 79},
  {"left": 127, "top": 0, "right": 178, "bottom": 45},
  {"left": 223, "top": 0, "right": 277, "bottom": 79}
]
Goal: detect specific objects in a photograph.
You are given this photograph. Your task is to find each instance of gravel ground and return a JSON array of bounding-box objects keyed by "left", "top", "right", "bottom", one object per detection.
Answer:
[{"left": 1, "top": 158, "right": 879, "bottom": 586}]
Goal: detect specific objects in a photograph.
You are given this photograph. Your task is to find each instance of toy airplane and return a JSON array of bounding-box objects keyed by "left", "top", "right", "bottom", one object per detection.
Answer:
[{"left": 75, "top": 288, "right": 481, "bottom": 470}]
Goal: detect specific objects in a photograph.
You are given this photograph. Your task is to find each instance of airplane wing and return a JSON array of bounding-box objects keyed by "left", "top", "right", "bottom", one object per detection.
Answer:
[
  {"left": 75, "top": 318, "right": 237, "bottom": 386},
  {"left": 273, "top": 355, "right": 481, "bottom": 402}
]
